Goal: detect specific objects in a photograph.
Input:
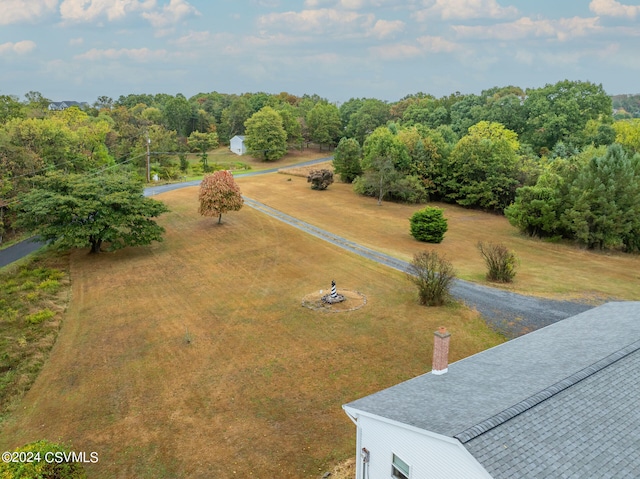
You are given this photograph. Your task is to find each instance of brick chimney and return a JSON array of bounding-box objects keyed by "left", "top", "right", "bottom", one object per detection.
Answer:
[{"left": 432, "top": 327, "right": 451, "bottom": 375}]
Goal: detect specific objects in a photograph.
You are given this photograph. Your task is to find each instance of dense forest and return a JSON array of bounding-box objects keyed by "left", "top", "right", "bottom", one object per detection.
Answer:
[{"left": 1, "top": 80, "right": 639, "bottom": 251}]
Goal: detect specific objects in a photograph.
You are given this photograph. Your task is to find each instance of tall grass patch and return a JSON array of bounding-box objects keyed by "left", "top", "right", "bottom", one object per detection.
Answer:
[{"left": 0, "top": 252, "right": 70, "bottom": 423}]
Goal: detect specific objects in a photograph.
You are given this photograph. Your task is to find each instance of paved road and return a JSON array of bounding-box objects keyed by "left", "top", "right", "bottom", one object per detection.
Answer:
[
  {"left": 144, "top": 156, "right": 333, "bottom": 196},
  {"left": 0, "top": 156, "right": 593, "bottom": 336},
  {"left": 0, "top": 237, "right": 45, "bottom": 268}
]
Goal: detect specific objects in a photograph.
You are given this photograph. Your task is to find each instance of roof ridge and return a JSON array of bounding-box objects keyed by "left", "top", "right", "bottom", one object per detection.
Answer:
[{"left": 454, "top": 339, "right": 640, "bottom": 444}]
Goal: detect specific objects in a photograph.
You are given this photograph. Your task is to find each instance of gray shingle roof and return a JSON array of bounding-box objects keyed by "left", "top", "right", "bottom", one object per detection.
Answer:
[
  {"left": 464, "top": 347, "right": 640, "bottom": 478},
  {"left": 344, "top": 301, "right": 640, "bottom": 477}
]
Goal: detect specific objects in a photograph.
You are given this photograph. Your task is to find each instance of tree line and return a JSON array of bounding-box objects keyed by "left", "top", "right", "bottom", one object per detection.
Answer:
[{"left": 1, "top": 80, "right": 640, "bottom": 252}]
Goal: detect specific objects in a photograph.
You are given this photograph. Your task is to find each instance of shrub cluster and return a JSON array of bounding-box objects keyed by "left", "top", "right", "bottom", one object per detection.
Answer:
[
  {"left": 409, "top": 207, "right": 448, "bottom": 243},
  {"left": 477, "top": 241, "right": 518, "bottom": 282},
  {"left": 25, "top": 308, "right": 56, "bottom": 325},
  {"left": 406, "top": 251, "right": 455, "bottom": 306},
  {"left": 307, "top": 169, "right": 334, "bottom": 190}
]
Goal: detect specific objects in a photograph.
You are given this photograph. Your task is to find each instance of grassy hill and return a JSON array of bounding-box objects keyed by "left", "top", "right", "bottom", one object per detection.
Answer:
[
  {"left": 0, "top": 186, "right": 502, "bottom": 478},
  {"left": 2, "top": 166, "right": 639, "bottom": 477}
]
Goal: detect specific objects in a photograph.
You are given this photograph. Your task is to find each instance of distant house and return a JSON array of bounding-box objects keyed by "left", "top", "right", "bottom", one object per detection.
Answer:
[
  {"left": 230, "top": 135, "right": 246, "bottom": 156},
  {"left": 343, "top": 302, "right": 640, "bottom": 479},
  {"left": 48, "top": 101, "right": 89, "bottom": 111}
]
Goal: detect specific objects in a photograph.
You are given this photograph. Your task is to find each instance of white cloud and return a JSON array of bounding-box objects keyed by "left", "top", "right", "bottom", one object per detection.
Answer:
[
  {"left": 141, "top": 0, "right": 200, "bottom": 28},
  {"left": 74, "top": 47, "right": 170, "bottom": 62},
  {"left": 59, "top": 0, "right": 155, "bottom": 23},
  {"left": 369, "top": 19, "right": 404, "bottom": 38},
  {"left": 0, "top": 0, "right": 58, "bottom": 25},
  {"left": 589, "top": 0, "right": 640, "bottom": 18},
  {"left": 0, "top": 40, "right": 37, "bottom": 55},
  {"left": 303, "top": 0, "right": 403, "bottom": 9},
  {"left": 370, "top": 35, "right": 458, "bottom": 59},
  {"left": 257, "top": 8, "right": 374, "bottom": 35},
  {"left": 338, "top": 0, "right": 366, "bottom": 8},
  {"left": 416, "top": 35, "right": 458, "bottom": 52},
  {"left": 452, "top": 16, "right": 602, "bottom": 41},
  {"left": 69, "top": 37, "right": 84, "bottom": 46},
  {"left": 511, "top": 43, "right": 621, "bottom": 70},
  {"left": 371, "top": 43, "right": 422, "bottom": 60},
  {"left": 414, "top": 0, "right": 519, "bottom": 21},
  {"left": 172, "top": 30, "right": 212, "bottom": 46}
]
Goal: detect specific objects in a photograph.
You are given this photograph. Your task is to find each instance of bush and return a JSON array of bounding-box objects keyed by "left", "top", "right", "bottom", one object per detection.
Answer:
[
  {"left": 307, "top": 169, "right": 334, "bottom": 190},
  {"left": 406, "top": 251, "right": 455, "bottom": 306},
  {"left": 0, "top": 440, "right": 87, "bottom": 478},
  {"left": 409, "top": 207, "right": 448, "bottom": 243},
  {"left": 392, "top": 175, "right": 429, "bottom": 204},
  {"left": 25, "top": 308, "right": 55, "bottom": 325},
  {"left": 477, "top": 241, "right": 518, "bottom": 282},
  {"left": 37, "top": 279, "right": 60, "bottom": 293}
]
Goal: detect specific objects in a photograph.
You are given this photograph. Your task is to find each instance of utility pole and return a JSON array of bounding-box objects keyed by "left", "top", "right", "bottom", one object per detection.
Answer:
[{"left": 146, "top": 136, "right": 151, "bottom": 183}]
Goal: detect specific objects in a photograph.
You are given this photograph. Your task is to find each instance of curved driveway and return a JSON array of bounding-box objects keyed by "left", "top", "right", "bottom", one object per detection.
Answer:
[
  {"left": 1, "top": 156, "right": 592, "bottom": 337},
  {"left": 242, "top": 197, "right": 592, "bottom": 338}
]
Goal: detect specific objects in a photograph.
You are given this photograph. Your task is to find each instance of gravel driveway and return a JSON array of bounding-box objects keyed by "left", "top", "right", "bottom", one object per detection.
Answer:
[
  {"left": 1, "top": 158, "right": 593, "bottom": 337},
  {"left": 242, "top": 197, "right": 593, "bottom": 338}
]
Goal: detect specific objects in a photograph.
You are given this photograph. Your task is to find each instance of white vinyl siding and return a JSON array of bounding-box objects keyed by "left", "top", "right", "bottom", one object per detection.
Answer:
[{"left": 347, "top": 410, "right": 493, "bottom": 479}]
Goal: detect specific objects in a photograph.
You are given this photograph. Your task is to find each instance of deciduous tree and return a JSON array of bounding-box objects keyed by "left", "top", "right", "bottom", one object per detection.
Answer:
[
  {"left": 306, "top": 103, "right": 342, "bottom": 150},
  {"left": 16, "top": 172, "right": 169, "bottom": 254},
  {"left": 198, "top": 170, "right": 244, "bottom": 224},
  {"left": 244, "top": 106, "right": 287, "bottom": 161},
  {"left": 446, "top": 121, "right": 520, "bottom": 211},
  {"left": 523, "top": 80, "right": 612, "bottom": 153},
  {"left": 188, "top": 130, "right": 219, "bottom": 171},
  {"left": 332, "top": 137, "right": 362, "bottom": 183}
]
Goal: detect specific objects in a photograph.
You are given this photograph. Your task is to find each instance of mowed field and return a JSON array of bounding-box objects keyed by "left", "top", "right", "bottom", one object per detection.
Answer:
[
  {"left": 242, "top": 165, "right": 640, "bottom": 302},
  {"left": 0, "top": 186, "right": 503, "bottom": 478}
]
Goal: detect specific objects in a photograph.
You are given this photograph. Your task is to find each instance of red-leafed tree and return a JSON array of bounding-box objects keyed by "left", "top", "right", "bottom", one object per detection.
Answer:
[{"left": 198, "top": 170, "right": 244, "bottom": 224}]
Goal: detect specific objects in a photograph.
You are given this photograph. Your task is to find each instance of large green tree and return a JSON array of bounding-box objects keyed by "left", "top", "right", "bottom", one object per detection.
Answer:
[
  {"left": 342, "top": 98, "right": 391, "bottom": 144},
  {"left": 562, "top": 144, "right": 640, "bottom": 250},
  {"left": 244, "top": 106, "right": 287, "bottom": 161},
  {"left": 220, "top": 96, "right": 252, "bottom": 144},
  {"left": 276, "top": 104, "right": 303, "bottom": 147},
  {"left": 507, "top": 144, "right": 640, "bottom": 252},
  {"left": 15, "top": 172, "right": 169, "bottom": 254},
  {"left": 306, "top": 103, "right": 342, "bottom": 149},
  {"left": 0, "top": 95, "right": 24, "bottom": 124},
  {"left": 362, "top": 126, "right": 410, "bottom": 173},
  {"left": 332, "top": 137, "right": 362, "bottom": 183},
  {"left": 163, "top": 94, "right": 193, "bottom": 137},
  {"left": 614, "top": 119, "right": 640, "bottom": 154},
  {"left": 446, "top": 121, "right": 521, "bottom": 211},
  {"left": 523, "top": 80, "right": 612, "bottom": 153}
]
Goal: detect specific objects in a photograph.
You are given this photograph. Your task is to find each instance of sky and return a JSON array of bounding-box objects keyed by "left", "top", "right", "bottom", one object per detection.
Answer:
[{"left": 1, "top": 0, "right": 639, "bottom": 105}]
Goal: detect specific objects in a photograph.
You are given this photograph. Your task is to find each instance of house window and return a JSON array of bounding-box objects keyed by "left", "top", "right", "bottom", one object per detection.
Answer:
[{"left": 391, "top": 453, "right": 410, "bottom": 479}]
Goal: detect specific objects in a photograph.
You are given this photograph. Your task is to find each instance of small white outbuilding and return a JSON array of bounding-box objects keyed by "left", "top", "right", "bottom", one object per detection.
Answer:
[{"left": 230, "top": 135, "right": 246, "bottom": 156}]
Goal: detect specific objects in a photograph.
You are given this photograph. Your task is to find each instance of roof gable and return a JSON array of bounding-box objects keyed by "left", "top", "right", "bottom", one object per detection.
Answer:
[{"left": 344, "top": 302, "right": 640, "bottom": 437}]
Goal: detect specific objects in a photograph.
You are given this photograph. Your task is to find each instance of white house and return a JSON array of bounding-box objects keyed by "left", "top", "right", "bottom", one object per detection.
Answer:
[
  {"left": 48, "top": 101, "right": 89, "bottom": 111},
  {"left": 230, "top": 135, "right": 246, "bottom": 156},
  {"left": 343, "top": 301, "right": 640, "bottom": 479}
]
